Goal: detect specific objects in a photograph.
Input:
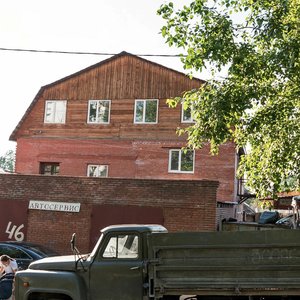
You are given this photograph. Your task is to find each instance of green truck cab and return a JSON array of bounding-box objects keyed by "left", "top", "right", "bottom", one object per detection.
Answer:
[{"left": 14, "top": 224, "right": 300, "bottom": 300}]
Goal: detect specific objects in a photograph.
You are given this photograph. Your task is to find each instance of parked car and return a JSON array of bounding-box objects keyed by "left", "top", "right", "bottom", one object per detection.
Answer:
[
  {"left": 275, "top": 214, "right": 294, "bottom": 228},
  {"left": 258, "top": 211, "right": 280, "bottom": 224},
  {"left": 0, "top": 241, "right": 59, "bottom": 270}
]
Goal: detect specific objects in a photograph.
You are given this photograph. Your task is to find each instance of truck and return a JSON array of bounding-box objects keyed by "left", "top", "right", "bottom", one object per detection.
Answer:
[{"left": 13, "top": 224, "right": 300, "bottom": 300}]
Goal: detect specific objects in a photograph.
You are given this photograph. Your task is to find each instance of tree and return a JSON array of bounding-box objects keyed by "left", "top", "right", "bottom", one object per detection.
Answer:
[
  {"left": 0, "top": 150, "right": 15, "bottom": 172},
  {"left": 158, "top": 0, "right": 300, "bottom": 199}
]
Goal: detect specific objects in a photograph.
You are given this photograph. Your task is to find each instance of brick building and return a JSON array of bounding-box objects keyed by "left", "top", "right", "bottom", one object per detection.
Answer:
[{"left": 10, "top": 51, "right": 242, "bottom": 204}]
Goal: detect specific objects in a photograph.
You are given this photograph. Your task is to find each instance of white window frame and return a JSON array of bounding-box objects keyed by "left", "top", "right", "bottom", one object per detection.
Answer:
[
  {"left": 168, "top": 149, "right": 195, "bottom": 173},
  {"left": 87, "top": 164, "right": 109, "bottom": 177},
  {"left": 44, "top": 100, "right": 67, "bottom": 124},
  {"left": 181, "top": 104, "right": 195, "bottom": 123},
  {"left": 87, "top": 100, "right": 111, "bottom": 124},
  {"left": 134, "top": 99, "right": 158, "bottom": 124}
]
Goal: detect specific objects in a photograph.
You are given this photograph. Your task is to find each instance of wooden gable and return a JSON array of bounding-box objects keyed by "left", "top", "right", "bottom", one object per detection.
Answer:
[
  {"left": 10, "top": 51, "right": 203, "bottom": 141},
  {"left": 43, "top": 51, "right": 203, "bottom": 100}
]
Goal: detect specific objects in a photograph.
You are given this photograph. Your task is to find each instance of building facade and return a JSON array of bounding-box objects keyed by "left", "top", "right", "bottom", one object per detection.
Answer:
[{"left": 10, "top": 51, "right": 241, "bottom": 203}]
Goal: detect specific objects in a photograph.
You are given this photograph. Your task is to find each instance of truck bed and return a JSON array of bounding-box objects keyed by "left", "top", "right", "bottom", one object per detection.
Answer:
[{"left": 147, "top": 230, "right": 300, "bottom": 298}]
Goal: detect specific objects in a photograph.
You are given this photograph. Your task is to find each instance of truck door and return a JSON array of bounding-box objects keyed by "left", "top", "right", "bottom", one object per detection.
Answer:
[{"left": 89, "top": 232, "right": 144, "bottom": 300}]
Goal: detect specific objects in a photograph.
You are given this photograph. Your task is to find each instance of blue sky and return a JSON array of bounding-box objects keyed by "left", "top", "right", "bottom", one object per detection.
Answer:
[{"left": 0, "top": 0, "right": 205, "bottom": 156}]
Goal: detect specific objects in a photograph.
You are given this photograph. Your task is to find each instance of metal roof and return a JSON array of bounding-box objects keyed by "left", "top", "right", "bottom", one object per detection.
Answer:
[{"left": 101, "top": 224, "right": 168, "bottom": 234}]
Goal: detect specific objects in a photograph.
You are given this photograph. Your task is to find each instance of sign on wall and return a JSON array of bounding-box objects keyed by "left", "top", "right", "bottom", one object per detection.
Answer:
[
  {"left": 29, "top": 200, "right": 81, "bottom": 213},
  {"left": 0, "top": 200, "right": 28, "bottom": 241}
]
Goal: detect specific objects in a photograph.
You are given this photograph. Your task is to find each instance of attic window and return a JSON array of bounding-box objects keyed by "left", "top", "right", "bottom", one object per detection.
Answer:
[
  {"left": 181, "top": 105, "right": 195, "bottom": 123},
  {"left": 87, "top": 100, "right": 111, "bottom": 124},
  {"left": 44, "top": 100, "right": 67, "bottom": 124},
  {"left": 134, "top": 99, "right": 158, "bottom": 124}
]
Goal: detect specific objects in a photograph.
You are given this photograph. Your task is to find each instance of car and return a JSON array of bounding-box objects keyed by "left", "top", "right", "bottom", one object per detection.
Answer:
[
  {"left": 0, "top": 241, "right": 59, "bottom": 270},
  {"left": 258, "top": 211, "right": 280, "bottom": 224},
  {"left": 275, "top": 214, "right": 295, "bottom": 228}
]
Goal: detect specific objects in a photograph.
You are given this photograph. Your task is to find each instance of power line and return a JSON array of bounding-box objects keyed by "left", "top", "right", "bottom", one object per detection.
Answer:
[{"left": 0, "top": 47, "right": 184, "bottom": 57}]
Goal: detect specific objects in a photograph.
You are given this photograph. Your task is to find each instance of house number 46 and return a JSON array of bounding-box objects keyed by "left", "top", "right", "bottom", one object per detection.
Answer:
[{"left": 5, "top": 222, "right": 25, "bottom": 241}]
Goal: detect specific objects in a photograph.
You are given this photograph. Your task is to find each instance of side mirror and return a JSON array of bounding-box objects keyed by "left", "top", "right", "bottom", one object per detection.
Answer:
[
  {"left": 70, "top": 233, "right": 76, "bottom": 252},
  {"left": 70, "top": 233, "right": 86, "bottom": 271}
]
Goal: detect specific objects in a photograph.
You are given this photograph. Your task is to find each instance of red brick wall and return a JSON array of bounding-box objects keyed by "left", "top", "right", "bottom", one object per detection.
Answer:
[
  {"left": 15, "top": 138, "right": 235, "bottom": 202},
  {"left": 0, "top": 174, "right": 218, "bottom": 254}
]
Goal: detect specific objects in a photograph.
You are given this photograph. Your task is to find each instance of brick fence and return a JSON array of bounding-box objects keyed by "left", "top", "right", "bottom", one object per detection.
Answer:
[{"left": 0, "top": 174, "right": 218, "bottom": 254}]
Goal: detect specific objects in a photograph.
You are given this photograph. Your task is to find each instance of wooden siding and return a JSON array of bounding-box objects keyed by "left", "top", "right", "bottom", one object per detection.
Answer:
[
  {"left": 11, "top": 53, "right": 202, "bottom": 141},
  {"left": 43, "top": 55, "right": 201, "bottom": 99}
]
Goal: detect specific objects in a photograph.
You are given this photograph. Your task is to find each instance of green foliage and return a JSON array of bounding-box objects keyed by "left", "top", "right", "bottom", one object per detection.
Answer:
[
  {"left": 0, "top": 150, "right": 15, "bottom": 172},
  {"left": 158, "top": 0, "right": 300, "bottom": 198}
]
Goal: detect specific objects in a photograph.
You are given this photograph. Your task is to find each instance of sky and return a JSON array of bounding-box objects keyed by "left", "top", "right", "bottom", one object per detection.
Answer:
[{"left": 0, "top": 0, "right": 208, "bottom": 156}]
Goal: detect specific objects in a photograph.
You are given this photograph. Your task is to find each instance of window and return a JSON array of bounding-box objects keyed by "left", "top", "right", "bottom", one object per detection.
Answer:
[
  {"left": 169, "top": 149, "right": 195, "bottom": 173},
  {"left": 0, "top": 244, "right": 33, "bottom": 271},
  {"left": 87, "top": 165, "right": 108, "bottom": 177},
  {"left": 134, "top": 99, "right": 158, "bottom": 124},
  {"left": 0, "top": 245, "right": 31, "bottom": 260},
  {"left": 44, "top": 100, "right": 67, "bottom": 123},
  {"left": 102, "top": 234, "right": 139, "bottom": 259},
  {"left": 40, "top": 163, "right": 60, "bottom": 175},
  {"left": 181, "top": 105, "right": 194, "bottom": 123},
  {"left": 88, "top": 100, "right": 111, "bottom": 124}
]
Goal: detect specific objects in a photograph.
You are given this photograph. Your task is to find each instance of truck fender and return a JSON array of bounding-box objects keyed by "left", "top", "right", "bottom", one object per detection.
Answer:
[{"left": 15, "top": 269, "right": 87, "bottom": 300}]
